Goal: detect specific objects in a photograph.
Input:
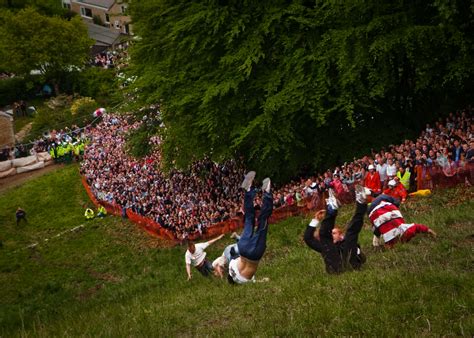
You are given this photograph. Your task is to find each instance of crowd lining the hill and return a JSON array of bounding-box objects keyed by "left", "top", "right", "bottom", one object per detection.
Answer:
[{"left": 79, "top": 108, "right": 473, "bottom": 240}]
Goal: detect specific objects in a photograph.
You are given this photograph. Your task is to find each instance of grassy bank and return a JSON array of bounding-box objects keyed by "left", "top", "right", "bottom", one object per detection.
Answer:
[{"left": 0, "top": 165, "right": 472, "bottom": 336}]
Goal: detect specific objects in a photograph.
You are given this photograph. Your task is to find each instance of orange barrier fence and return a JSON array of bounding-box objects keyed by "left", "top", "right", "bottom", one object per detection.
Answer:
[{"left": 81, "top": 164, "right": 472, "bottom": 245}]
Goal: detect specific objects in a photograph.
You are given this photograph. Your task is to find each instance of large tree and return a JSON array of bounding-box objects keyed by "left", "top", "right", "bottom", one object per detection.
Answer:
[
  {"left": 130, "top": 0, "right": 474, "bottom": 181},
  {"left": 0, "top": 7, "right": 93, "bottom": 94}
]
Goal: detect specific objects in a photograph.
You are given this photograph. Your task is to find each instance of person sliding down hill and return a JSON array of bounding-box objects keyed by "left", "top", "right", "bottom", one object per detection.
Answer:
[
  {"left": 303, "top": 186, "right": 368, "bottom": 274},
  {"left": 227, "top": 171, "right": 273, "bottom": 284},
  {"left": 368, "top": 194, "right": 437, "bottom": 249}
]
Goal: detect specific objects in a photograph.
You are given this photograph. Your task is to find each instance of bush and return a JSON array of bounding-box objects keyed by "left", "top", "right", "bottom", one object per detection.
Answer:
[
  {"left": 0, "top": 77, "right": 28, "bottom": 106},
  {"left": 77, "top": 67, "right": 117, "bottom": 103},
  {"left": 70, "top": 97, "right": 97, "bottom": 116}
]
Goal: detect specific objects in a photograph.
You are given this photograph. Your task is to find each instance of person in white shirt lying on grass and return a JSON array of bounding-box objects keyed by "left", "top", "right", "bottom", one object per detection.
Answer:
[{"left": 185, "top": 233, "right": 224, "bottom": 280}]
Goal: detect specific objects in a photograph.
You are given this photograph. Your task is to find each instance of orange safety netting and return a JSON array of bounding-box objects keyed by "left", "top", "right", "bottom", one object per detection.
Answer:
[{"left": 81, "top": 163, "right": 472, "bottom": 245}]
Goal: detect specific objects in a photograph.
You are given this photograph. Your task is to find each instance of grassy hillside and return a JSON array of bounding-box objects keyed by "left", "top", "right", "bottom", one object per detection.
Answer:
[{"left": 0, "top": 165, "right": 473, "bottom": 336}]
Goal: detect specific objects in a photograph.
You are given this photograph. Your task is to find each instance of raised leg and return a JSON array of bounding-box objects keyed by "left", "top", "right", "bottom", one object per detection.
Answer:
[{"left": 343, "top": 202, "right": 367, "bottom": 269}]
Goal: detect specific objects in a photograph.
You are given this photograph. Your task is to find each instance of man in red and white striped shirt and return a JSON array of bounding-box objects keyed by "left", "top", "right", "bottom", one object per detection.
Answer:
[{"left": 368, "top": 195, "right": 436, "bottom": 248}]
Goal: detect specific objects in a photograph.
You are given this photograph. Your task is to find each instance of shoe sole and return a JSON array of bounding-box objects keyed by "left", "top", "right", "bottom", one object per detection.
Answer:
[
  {"left": 262, "top": 177, "right": 271, "bottom": 192},
  {"left": 241, "top": 171, "right": 256, "bottom": 190}
]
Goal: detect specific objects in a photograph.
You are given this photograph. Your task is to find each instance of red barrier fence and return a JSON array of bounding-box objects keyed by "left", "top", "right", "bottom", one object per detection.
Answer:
[{"left": 81, "top": 163, "right": 472, "bottom": 245}]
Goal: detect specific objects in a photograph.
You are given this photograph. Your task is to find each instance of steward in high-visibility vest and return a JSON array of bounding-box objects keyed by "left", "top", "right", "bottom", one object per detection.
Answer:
[
  {"left": 85, "top": 208, "right": 95, "bottom": 220},
  {"left": 97, "top": 205, "right": 107, "bottom": 218},
  {"left": 396, "top": 167, "right": 411, "bottom": 191},
  {"left": 73, "top": 143, "right": 80, "bottom": 156}
]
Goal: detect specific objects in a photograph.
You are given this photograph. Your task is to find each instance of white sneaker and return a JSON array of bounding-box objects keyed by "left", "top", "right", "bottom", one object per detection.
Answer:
[
  {"left": 326, "top": 189, "right": 339, "bottom": 210},
  {"left": 241, "top": 171, "right": 256, "bottom": 191},
  {"left": 262, "top": 177, "right": 271, "bottom": 193},
  {"left": 355, "top": 185, "right": 367, "bottom": 204}
]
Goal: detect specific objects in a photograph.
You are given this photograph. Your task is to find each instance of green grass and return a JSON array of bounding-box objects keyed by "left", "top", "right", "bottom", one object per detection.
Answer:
[
  {"left": 0, "top": 165, "right": 473, "bottom": 336},
  {"left": 13, "top": 116, "right": 34, "bottom": 134}
]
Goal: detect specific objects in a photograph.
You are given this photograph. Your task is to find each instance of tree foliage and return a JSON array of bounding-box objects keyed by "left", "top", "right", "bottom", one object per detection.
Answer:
[
  {"left": 0, "top": 7, "right": 93, "bottom": 94},
  {"left": 0, "top": 0, "right": 66, "bottom": 16},
  {"left": 130, "top": 0, "right": 474, "bottom": 181}
]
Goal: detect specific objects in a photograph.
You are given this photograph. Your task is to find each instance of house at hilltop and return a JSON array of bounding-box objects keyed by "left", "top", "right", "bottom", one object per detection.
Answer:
[{"left": 62, "top": 0, "right": 133, "bottom": 52}]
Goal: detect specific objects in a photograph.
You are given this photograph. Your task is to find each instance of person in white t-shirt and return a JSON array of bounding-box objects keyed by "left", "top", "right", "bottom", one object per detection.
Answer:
[
  {"left": 228, "top": 171, "right": 273, "bottom": 284},
  {"left": 185, "top": 234, "right": 224, "bottom": 280}
]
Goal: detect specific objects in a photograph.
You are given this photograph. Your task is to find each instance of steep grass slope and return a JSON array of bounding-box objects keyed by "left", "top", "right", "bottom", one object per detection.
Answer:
[{"left": 0, "top": 165, "right": 472, "bottom": 336}]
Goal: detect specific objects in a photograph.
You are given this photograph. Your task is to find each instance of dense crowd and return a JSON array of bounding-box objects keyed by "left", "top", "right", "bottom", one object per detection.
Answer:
[
  {"left": 92, "top": 47, "right": 129, "bottom": 70},
  {"left": 80, "top": 114, "right": 245, "bottom": 240},
  {"left": 276, "top": 108, "right": 473, "bottom": 206},
  {"left": 80, "top": 108, "right": 473, "bottom": 239}
]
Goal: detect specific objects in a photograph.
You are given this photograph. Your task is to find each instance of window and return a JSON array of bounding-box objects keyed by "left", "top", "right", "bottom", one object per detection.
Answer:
[
  {"left": 114, "top": 20, "right": 120, "bottom": 29},
  {"left": 121, "top": 5, "right": 127, "bottom": 14},
  {"left": 80, "top": 7, "right": 93, "bottom": 18},
  {"left": 105, "top": 13, "right": 110, "bottom": 23},
  {"left": 63, "top": 3, "right": 71, "bottom": 9}
]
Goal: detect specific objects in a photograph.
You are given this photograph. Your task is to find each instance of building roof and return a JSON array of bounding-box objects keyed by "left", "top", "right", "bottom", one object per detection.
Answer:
[
  {"left": 72, "top": 0, "right": 115, "bottom": 10},
  {"left": 86, "top": 22, "right": 122, "bottom": 47}
]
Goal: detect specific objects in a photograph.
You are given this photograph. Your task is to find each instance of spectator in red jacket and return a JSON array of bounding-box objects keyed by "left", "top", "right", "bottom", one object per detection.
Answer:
[
  {"left": 364, "top": 164, "right": 381, "bottom": 196},
  {"left": 383, "top": 179, "right": 407, "bottom": 203}
]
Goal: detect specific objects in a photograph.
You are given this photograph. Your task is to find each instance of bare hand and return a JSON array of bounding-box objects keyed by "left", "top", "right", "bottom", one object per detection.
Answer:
[{"left": 315, "top": 210, "right": 326, "bottom": 221}]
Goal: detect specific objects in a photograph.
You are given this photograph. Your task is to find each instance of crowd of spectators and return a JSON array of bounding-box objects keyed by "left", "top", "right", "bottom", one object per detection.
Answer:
[
  {"left": 80, "top": 114, "right": 246, "bottom": 240},
  {"left": 92, "top": 48, "right": 129, "bottom": 70},
  {"left": 276, "top": 108, "right": 473, "bottom": 207},
  {"left": 80, "top": 108, "right": 472, "bottom": 239}
]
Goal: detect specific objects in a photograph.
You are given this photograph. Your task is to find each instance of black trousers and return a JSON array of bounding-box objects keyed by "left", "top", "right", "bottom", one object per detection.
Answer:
[{"left": 304, "top": 202, "right": 367, "bottom": 274}]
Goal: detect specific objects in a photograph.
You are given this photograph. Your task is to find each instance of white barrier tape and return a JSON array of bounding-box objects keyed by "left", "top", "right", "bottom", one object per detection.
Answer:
[{"left": 12, "top": 224, "right": 86, "bottom": 253}]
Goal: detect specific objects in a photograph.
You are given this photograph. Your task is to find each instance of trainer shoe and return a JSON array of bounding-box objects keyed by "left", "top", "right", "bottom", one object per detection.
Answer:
[
  {"left": 241, "top": 171, "right": 256, "bottom": 191},
  {"left": 326, "top": 188, "right": 339, "bottom": 210},
  {"left": 355, "top": 185, "right": 368, "bottom": 204},
  {"left": 262, "top": 177, "right": 271, "bottom": 193}
]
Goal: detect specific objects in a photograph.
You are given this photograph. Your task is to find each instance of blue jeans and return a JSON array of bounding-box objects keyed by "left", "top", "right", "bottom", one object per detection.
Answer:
[
  {"left": 223, "top": 234, "right": 240, "bottom": 262},
  {"left": 223, "top": 243, "right": 239, "bottom": 262},
  {"left": 237, "top": 189, "right": 273, "bottom": 261}
]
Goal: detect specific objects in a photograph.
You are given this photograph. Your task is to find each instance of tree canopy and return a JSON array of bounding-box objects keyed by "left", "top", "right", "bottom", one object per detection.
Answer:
[
  {"left": 1, "top": 0, "right": 66, "bottom": 16},
  {"left": 130, "top": 0, "right": 474, "bottom": 181},
  {"left": 0, "top": 7, "right": 93, "bottom": 94}
]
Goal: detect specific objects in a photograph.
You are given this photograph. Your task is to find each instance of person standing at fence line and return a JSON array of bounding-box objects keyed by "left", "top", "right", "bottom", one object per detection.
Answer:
[
  {"left": 15, "top": 207, "right": 27, "bottom": 226},
  {"left": 364, "top": 164, "right": 381, "bottom": 196},
  {"left": 185, "top": 234, "right": 224, "bottom": 280},
  {"left": 466, "top": 140, "right": 474, "bottom": 163},
  {"left": 303, "top": 186, "right": 368, "bottom": 274},
  {"left": 228, "top": 172, "right": 273, "bottom": 284}
]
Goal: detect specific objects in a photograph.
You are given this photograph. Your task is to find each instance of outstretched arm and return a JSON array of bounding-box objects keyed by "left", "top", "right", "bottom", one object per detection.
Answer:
[
  {"left": 303, "top": 210, "right": 325, "bottom": 253},
  {"left": 207, "top": 234, "right": 225, "bottom": 246}
]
